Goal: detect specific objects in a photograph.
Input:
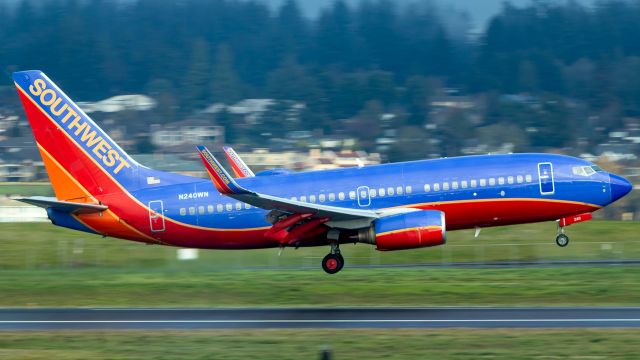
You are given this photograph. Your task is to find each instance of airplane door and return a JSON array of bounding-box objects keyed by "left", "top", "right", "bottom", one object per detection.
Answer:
[
  {"left": 538, "top": 162, "right": 555, "bottom": 195},
  {"left": 357, "top": 186, "right": 371, "bottom": 207},
  {"left": 148, "top": 200, "right": 166, "bottom": 232}
]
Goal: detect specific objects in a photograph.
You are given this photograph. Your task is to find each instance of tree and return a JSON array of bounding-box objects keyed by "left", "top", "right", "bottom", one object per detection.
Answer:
[
  {"left": 266, "top": 56, "right": 320, "bottom": 103},
  {"left": 211, "top": 44, "right": 242, "bottom": 104},
  {"left": 348, "top": 100, "right": 384, "bottom": 151},
  {"left": 181, "top": 39, "right": 211, "bottom": 110}
]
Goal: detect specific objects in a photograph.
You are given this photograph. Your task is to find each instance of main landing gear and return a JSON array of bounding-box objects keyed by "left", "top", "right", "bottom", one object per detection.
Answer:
[{"left": 322, "top": 241, "right": 344, "bottom": 274}]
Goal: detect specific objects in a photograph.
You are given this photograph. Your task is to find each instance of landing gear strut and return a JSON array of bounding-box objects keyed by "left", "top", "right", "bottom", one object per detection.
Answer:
[
  {"left": 322, "top": 241, "right": 344, "bottom": 274},
  {"left": 556, "top": 226, "right": 569, "bottom": 247}
]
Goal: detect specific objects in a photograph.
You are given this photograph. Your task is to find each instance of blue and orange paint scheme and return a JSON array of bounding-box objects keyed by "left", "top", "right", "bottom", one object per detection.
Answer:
[{"left": 13, "top": 70, "right": 633, "bottom": 273}]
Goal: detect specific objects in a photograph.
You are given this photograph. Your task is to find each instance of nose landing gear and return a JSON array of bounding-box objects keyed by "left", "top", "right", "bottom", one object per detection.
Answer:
[
  {"left": 555, "top": 223, "right": 569, "bottom": 247},
  {"left": 322, "top": 241, "right": 344, "bottom": 274},
  {"left": 555, "top": 232, "right": 569, "bottom": 247}
]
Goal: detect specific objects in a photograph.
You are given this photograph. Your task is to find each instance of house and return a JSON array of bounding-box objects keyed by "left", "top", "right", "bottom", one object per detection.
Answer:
[
  {"left": 150, "top": 118, "right": 224, "bottom": 149},
  {"left": 0, "top": 137, "right": 45, "bottom": 181},
  {"left": 77, "top": 95, "right": 156, "bottom": 113}
]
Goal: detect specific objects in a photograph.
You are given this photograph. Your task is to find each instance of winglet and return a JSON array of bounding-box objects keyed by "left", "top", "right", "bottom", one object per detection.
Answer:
[
  {"left": 223, "top": 146, "right": 255, "bottom": 178},
  {"left": 196, "top": 146, "right": 252, "bottom": 195}
]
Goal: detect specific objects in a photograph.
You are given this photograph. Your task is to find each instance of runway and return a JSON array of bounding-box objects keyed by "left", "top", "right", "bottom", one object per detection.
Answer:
[{"left": 2, "top": 307, "right": 640, "bottom": 330}]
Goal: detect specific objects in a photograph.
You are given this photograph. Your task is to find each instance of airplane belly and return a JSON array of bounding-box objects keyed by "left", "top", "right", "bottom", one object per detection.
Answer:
[{"left": 417, "top": 198, "right": 599, "bottom": 230}]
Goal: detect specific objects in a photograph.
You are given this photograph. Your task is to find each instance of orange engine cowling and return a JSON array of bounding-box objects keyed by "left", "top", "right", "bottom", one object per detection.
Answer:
[{"left": 358, "top": 210, "right": 446, "bottom": 251}]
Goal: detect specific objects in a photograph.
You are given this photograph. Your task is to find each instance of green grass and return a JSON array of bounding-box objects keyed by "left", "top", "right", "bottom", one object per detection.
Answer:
[
  {"left": 1, "top": 221, "right": 639, "bottom": 307},
  {"left": 1, "top": 266, "right": 639, "bottom": 307},
  {"left": 0, "top": 182, "right": 54, "bottom": 197},
  {"left": 1, "top": 329, "right": 639, "bottom": 359},
  {"left": 1, "top": 221, "right": 639, "bottom": 270}
]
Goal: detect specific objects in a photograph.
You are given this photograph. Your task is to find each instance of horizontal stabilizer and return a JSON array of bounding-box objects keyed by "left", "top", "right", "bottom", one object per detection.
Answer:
[{"left": 16, "top": 196, "right": 108, "bottom": 214}]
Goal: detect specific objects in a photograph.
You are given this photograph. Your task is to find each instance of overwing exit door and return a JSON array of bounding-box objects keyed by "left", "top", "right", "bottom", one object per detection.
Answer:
[{"left": 357, "top": 186, "right": 371, "bottom": 207}]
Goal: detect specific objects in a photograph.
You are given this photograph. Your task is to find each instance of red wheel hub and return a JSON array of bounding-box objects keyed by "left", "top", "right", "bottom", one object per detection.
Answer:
[{"left": 326, "top": 258, "right": 338, "bottom": 270}]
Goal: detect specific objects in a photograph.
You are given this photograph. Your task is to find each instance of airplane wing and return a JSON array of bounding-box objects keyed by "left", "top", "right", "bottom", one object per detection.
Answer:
[
  {"left": 223, "top": 146, "right": 255, "bottom": 178},
  {"left": 196, "top": 146, "right": 415, "bottom": 226},
  {"left": 16, "top": 196, "right": 108, "bottom": 214}
]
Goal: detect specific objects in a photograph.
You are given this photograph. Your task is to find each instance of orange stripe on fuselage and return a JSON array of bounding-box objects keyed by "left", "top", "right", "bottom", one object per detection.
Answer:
[{"left": 37, "top": 144, "right": 156, "bottom": 242}]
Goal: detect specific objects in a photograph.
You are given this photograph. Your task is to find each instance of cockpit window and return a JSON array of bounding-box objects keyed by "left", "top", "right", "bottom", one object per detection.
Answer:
[
  {"left": 572, "top": 166, "right": 597, "bottom": 176},
  {"left": 591, "top": 165, "right": 604, "bottom": 172}
]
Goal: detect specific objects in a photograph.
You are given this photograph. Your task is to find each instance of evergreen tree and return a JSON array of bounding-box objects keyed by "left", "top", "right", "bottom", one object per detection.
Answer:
[
  {"left": 181, "top": 39, "right": 211, "bottom": 110},
  {"left": 211, "top": 44, "right": 242, "bottom": 104}
]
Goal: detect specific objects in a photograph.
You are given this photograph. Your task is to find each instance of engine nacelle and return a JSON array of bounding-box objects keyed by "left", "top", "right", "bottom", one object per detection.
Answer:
[{"left": 358, "top": 210, "right": 446, "bottom": 251}]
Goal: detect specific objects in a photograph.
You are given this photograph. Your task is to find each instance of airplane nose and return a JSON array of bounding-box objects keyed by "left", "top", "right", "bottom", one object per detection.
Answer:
[{"left": 609, "top": 173, "right": 633, "bottom": 202}]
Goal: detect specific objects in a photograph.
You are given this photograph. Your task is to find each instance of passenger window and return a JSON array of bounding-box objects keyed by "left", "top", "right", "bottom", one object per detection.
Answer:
[
  {"left": 470, "top": 179, "right": 477, "bottom": 188},
  {"left": 179, "top": 208, "right": 186, "bottom": 216},
  {"left": 338, "top": 192, "right": 345, "bottom": 200},
  {"left": 443, "top": 182, "right": 449, "bottom": 191},
  {"left": 378, "top": 188, "right": 385, "bottom": 197},
  {"left": 489, "top": 178, "right": 496, "bottom": 186},
  {"left": 198, "top": 206, "right": 205, "bottom": 215},
  {"left": 244, "top": 203, "right": 251, "bottom": 209},
  {"left": 225, "top": 203, "right": 232, "bottom": 211},
  {"left": 329, "top": 193, "right": 336, "bottom": 201},
  {"left": 369, "top": 189, "right": 377, "bottom": 198},
  {"left": 217, "top": 204, "right": 223, "bottom": 212},
  {"left": 319, "top": 194, "right": 326, "bottom": 202},
  {"left": 397, "top": 186, "right": 403, "bottom": 195},
  {"left": 300, "top": 196, "right": 307, "bottom": 202},
  {"left": 517, "top": 175, "right": 523, "bottom": 184},
  {"left": 452, "top": 181, "right": 458, "bottom": 190},
  {"left": 480, "top": 179, "right": 486, "bottom": 187},
  {"left": 507, "top": 176, "right": 514, "bottom": 184},
  {"left": 498, "top": 177, "right": 505, "bottom": 185},
  {"left": 189, "top": 207, "right": 196, "bottom": 215},
  {"left": 525, "top": 174, "right": 532, "bottom": 182},
  {"left": 424, "top": 184, "right": 431, "bottom": 192},
  {"left": 235, "top": 203, "right": 242, "bottom": 210},
  {"left": 433, "top": 183, "right": 440, "bottom": 191},
  {"left": 387, "top": 187, "right": 394, "bottom": 196},
  {"left": 207, "top": 205, "right": 214, "bottom": 214},
  {"left": 291, "top": 197, "right": 297, "bottom": 201},
  {"left": 309, "top": 195, "right": 316, "bottom": 203},
  {"left": 461, "top": 180, "right": 468, "bottom": 189},
  {"left": 348, "top": 191, "right": 356, "bottom": 200},
  {"left": 406, "top": 186, "right": 412, "bottom": 194}
]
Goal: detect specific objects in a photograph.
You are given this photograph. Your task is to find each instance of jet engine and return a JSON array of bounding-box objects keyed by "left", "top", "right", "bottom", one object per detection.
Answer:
[{"left": 357, "top": 210, "right": 446, "bottom": 251}]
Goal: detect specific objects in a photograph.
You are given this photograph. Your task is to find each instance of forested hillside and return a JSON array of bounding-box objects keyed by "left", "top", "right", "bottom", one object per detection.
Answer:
[{"left": 1, "top": 0, "right": 640, "bottom": 157}]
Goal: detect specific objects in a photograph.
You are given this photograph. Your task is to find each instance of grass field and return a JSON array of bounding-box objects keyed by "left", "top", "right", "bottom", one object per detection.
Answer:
[
  {"left": 1, "top": 329, "right": 639, "bottom": 359},
  {"left": 0, "top": 182, "right": 53, "bottom": 197},
  {"left": 0, "top": 221, "right": 639, "bottom": 270},
  {"left": 1, "top": 221, "right": 639, "bottom": 307},
  {"left": 1, "top": 266, "right": 639, "bottom": 307}
]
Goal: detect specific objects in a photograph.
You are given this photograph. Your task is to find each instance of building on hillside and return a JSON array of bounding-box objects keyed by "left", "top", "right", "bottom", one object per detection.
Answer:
[
  {"left": 0, "top": 137, "right": 45, "bottom": 181},
  {"left": 150, "top": 119, "right": 224, "bottom": 149},
  {"left": 78, "top": 95, "right": 156, "bottom": 113}
]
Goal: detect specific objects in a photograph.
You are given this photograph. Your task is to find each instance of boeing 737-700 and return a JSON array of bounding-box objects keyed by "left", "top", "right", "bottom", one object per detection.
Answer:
[{"left": 12, "top": 70, "right": 633, "bottom": 273}]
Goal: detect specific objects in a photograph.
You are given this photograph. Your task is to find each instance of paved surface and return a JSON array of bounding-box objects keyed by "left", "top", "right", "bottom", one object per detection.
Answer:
[{"left": 1, "top": 307, "right": 640, "bottom": 330}]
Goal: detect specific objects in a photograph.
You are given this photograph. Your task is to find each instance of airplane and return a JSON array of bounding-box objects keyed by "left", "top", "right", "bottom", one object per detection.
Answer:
[{"left": 12, "top": 70, "right": 633, "bottom": 274}]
